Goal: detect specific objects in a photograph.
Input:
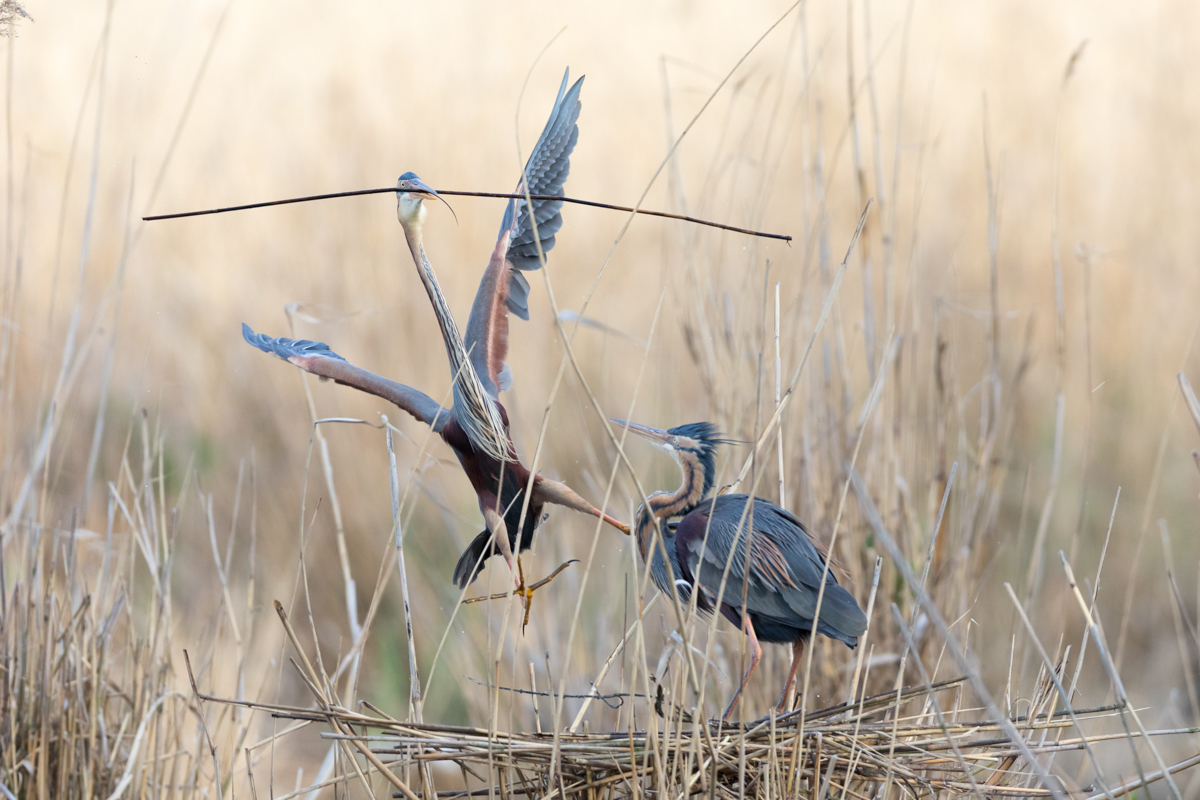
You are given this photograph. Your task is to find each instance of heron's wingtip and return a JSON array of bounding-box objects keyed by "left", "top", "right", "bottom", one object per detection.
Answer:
[
  {"left": 241, "top": 323, "right": 280, "bottom": 359},
  {"left": 557, "top": 68, "right": 570, "bottom": 102},
  {"left": 240, "top": 324, "right": 347, "bottom": 363}
]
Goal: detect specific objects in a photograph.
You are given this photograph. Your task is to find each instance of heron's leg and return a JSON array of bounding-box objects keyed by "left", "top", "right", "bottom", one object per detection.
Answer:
[
  {"left": 721, "top": 613, "right": 763, "bottom": 722},
  {"left": 535, "top": 477, "right": 631, "bottom": 535},
  {"left": 482, "top": 506, "right": 518, "bottom": 586},
  {"left": 515, "top": 557, "right": 531, "bottom": 629},
  {"left": 463, "top": 560, "right": 578, "bottom": 633},
  {"left": 776, "top": 639, "right": 807, "bottom": 712}
]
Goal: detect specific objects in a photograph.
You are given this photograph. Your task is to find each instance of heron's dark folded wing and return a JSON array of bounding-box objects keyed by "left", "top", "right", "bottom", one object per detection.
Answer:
[
  {"left": 465, "top": 69, "right": 584, "bottom": 397},
  {"left": 756, "top": 504, "right": 868, "bottom": 642},
  {"left": 677, "top": 496, "right": 866, "bottom": 644},
  {"left": 242, "top": 323, "right": 448, "bottom": 431},
  {"left": 677, "top": 508, "right": 797, "bottom": 623}
]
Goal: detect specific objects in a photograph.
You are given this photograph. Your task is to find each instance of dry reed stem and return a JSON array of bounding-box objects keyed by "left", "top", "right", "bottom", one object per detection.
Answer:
[
  {"left": 1002, "top": 585, "right": 1113, "bottom": 799},
  {"left": 850, "top": 468, "right": 1065, "bottom": 798},
  {"left": 1060, "top": 558, "right": 1182, "bottom": 800},
  {"left": 274, "top": 599, "right": 420, "bottom": 800},
  {"left": 1115, "top": 321, "right": 1200, "bottom": 671}
]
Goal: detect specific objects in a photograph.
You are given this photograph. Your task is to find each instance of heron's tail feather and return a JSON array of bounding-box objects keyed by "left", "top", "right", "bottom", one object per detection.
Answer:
[
  {"left": 452, "top": 530, "right": 500, "bottom": 589},
  {"left": 806, "top": 583, "right": 869, "bottom": 647}
]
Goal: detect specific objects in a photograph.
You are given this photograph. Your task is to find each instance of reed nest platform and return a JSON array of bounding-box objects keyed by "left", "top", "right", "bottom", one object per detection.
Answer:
[{"left": 197, "top": 669, "right": 1200, "bottom": 800}]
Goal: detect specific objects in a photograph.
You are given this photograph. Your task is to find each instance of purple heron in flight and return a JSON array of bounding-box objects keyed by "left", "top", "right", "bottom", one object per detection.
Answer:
[{"left": 244, "top": 69, "right": 628, "bottom": 607}]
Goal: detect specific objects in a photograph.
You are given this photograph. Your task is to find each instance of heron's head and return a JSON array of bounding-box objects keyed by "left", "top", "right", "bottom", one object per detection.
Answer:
[
  {"left": 610, "top": 419, "right": 729, "bottom": 504},
  {"left": 395, "top": 172, "right": 438, "bottom": 227}
]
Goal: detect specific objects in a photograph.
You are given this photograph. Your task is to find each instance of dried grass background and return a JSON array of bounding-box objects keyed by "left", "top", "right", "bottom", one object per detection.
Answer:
[{"left": 3, "top": 0, "right": 1200, "bottom": 797}]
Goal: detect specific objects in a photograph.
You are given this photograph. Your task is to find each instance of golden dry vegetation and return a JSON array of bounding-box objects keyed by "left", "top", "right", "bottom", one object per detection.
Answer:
[{"left": 3, "top": 1, "right": 1200, "bottom": 797}]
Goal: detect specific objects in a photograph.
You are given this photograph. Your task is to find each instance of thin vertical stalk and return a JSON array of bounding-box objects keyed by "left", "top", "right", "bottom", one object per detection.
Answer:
[{"left": 386, "top": 419, "right": 422, "bottom": 721}]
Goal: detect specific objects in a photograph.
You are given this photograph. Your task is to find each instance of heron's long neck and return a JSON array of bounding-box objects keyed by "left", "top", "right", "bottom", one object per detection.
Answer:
[
  {"left": 633, "top": 506, "right": 660, "bottom": 563},
  {"left": 403, "top": 225, "right": 466, "bottom": 371},
  {"left": 634, "top": 454, "right": 709, "bottom": 562},
  {"left": 402, "top": 223, "right": 509, "bottom": 463}
]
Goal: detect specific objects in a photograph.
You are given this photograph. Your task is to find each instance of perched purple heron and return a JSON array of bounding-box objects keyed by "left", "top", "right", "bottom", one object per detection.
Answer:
[
  {"left": 244, "top": 69, "right": 629, "bottom": 605},
  {"left": 613, "top": 419, "right": 867, "bottom": 721}
]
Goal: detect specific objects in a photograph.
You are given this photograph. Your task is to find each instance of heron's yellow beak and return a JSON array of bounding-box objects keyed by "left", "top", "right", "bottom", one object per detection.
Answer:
[
  {"left": 396, "top": 176, "right": 439, "bottom": 201},
  {"left": 610, "top": 418, "right": 671, "bottom": 447},
  {"left": 395, "top": 174, "right": 458, "bottom": 223}
]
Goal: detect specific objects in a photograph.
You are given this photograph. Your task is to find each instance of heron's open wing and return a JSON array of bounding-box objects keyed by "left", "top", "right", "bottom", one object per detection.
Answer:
[
  {"left": 506, "top": 69, "right": 584, "bottom": 277},
  {"left": 675, "top": 496, "right": 866, "bottom": 645},
  {"left": 464, "top": 69, "right": 584, "bottom": 398},
  {"left": 243, "top": 323, "right": 449, "bottom": 431}
]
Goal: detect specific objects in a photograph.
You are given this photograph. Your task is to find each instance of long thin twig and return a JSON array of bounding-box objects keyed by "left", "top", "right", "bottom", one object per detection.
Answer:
[{"left": 141, "top": 186, "right": 790, "bottom": 240}]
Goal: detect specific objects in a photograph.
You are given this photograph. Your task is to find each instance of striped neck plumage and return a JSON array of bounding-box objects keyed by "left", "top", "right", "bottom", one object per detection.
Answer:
[
  {"left": 402, "top": 225, "right": 510, "bottom": 463},
  {"left": 634, "top": 452, "right": 709, "bottom": 562},
  {"left": 633, "top": 505, "right": 660, "bottom": 563}
]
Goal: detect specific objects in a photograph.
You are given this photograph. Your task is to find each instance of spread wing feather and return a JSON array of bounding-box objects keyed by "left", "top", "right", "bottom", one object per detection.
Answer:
[
  {"left": 242, "top": 323, "right": 449, "bottom": 430},
  {"left": 464, "top": 69, "right": 584, "bottom": 399}
]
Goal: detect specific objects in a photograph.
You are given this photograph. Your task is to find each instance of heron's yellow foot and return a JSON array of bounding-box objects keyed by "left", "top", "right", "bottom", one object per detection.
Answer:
[
  {"left": 514, "top": 558, "right": 579, "bottom": 631},
  {"left": 462, "top": 559, "right": 579, "bottom": 632}
]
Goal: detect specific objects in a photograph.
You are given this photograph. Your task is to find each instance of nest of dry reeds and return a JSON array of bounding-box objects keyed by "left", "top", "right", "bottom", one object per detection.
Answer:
[{"left": 193, "top": 653, "right": 1200, "bottom": 800}]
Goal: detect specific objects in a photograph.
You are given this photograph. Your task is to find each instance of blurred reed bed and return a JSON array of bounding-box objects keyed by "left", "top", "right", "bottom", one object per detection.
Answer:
[
  {"left": 0, "top": 414, "right": 276, "bottom": 798},
  {"left": 3, "top": 0, "right": 1200, "bottom": 797}
]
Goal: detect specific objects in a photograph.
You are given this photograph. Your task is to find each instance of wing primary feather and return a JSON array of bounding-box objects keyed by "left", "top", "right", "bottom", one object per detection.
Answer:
[
  {"left": 465, "top": 69, "right": 584, "bottom": 399},
  {"left": 506, "top": 70, "right": 585, "bottom": 276},
  {"left": 242, "top": 322, "right": 347, "bottom": 362},
  {"left": 242, "top": 323, "right": 450, "bottom": 431}
]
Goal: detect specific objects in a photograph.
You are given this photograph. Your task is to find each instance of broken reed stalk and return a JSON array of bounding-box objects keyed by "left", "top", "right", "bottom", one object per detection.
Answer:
[{"left": 850, "top": 467, "right": 1066, "bottom": 800}]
